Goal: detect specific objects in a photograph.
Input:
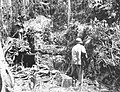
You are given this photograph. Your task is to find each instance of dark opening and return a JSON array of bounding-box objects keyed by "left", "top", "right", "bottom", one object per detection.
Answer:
[{"left": 23, "top": 54, "right": 35, "bottom": 67}]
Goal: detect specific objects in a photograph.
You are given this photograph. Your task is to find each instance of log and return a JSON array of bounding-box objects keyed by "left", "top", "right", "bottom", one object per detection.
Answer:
[{"left": 61, "top": 74, "right": 72, "bottom": 88}]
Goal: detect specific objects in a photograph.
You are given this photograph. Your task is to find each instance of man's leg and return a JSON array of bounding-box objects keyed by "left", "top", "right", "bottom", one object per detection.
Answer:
[
  {"left": 78, "top": 65, "right": 83, "bottom": 85},
  {"left": 70, "top": 64, "right": 76, "bottom": 76},
  {"left": 77, "top": 65, "right": 83, "bottom": 92},
  {"left": 70, "top": 64, "right": 78, "bottom": 87}
]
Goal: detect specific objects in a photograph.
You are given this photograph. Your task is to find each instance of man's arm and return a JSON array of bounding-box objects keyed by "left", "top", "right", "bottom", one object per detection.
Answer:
[
  {"left": 81, "top": 45, "right": 87, "bottom": 58},
  {"left": 81, "top": 46, "right": 88, "bottom": 70}
]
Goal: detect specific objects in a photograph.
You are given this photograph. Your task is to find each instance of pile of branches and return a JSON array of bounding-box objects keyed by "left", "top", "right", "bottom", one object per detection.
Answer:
[{"left": 11, "top": 64, "right": 70, "bottom": 91}]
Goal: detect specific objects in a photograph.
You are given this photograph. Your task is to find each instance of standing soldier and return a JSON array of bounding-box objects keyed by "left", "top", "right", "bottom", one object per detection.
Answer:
[{"left": 71, "top": 38, "right": 87, "bottom": 87}]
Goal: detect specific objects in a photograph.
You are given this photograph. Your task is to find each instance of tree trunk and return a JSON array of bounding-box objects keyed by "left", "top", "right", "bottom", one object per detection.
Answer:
[
  {"left": 23, "top": 0, "right": 29, "bottom": 16},
  {"left": 0, "top": 0, "right": 3, "bottom": 25},
  {"left": 68, "top": 0, "right": 71, "bottom": 27},
  {"left": 0, "top": 41, "right": 14, "bottom": 92}
]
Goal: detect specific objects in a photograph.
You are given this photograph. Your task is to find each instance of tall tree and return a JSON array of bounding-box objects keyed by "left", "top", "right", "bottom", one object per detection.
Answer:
[
  {"left": 68, "top": 0, "right": 71, "bottom": 27},
  {"left": 0, "top": 0, "right": 3, "bottom": 25},
  {"left": 0, "top": 39, "right": 14, "bottom": 92}
]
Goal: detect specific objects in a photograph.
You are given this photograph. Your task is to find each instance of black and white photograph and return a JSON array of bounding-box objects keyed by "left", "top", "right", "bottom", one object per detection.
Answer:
[{"left": 0, "top": 0, "right": 120, "bottom": 92}]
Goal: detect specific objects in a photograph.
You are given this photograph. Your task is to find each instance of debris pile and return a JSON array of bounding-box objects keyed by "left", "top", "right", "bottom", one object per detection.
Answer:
[{"left": 11, "top": 64, "right": 75, "bottom": 92}]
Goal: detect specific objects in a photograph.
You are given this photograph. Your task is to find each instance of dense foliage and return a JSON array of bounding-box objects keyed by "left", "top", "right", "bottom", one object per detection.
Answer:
[{"left": 1, "top": 0, "right": 120, "bottom": 91}]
